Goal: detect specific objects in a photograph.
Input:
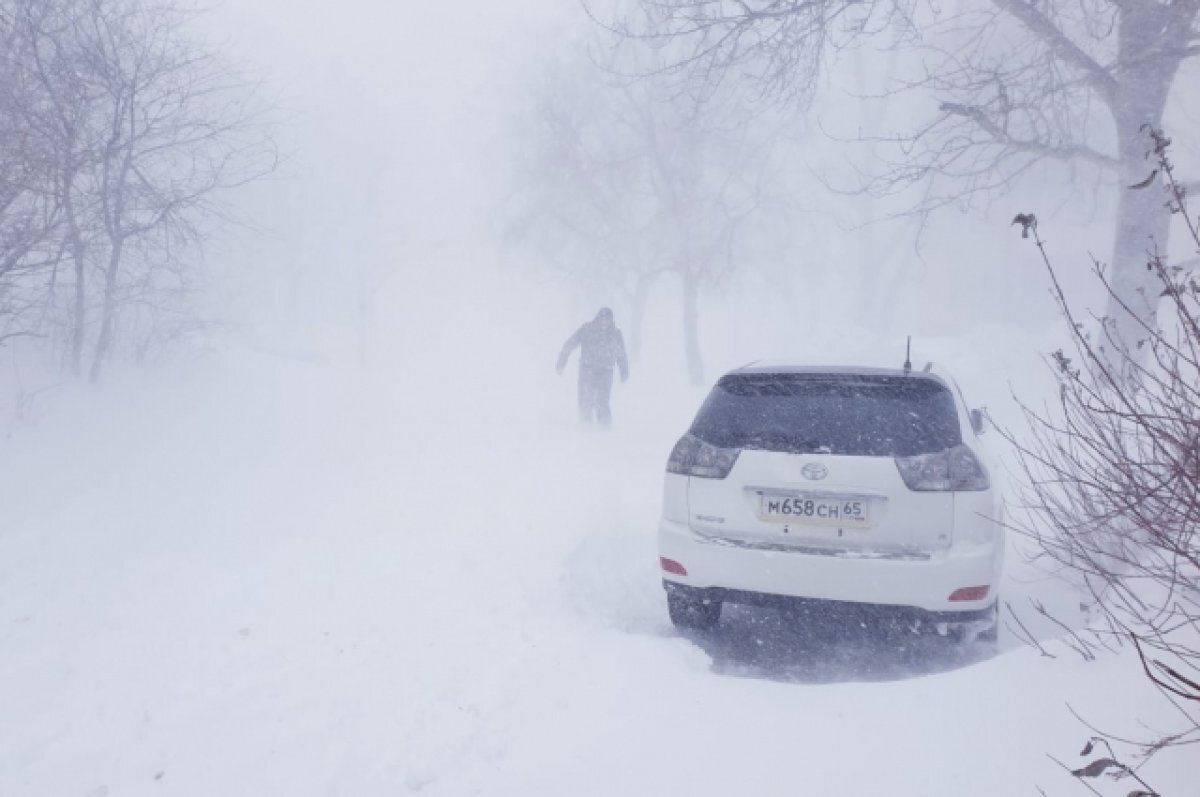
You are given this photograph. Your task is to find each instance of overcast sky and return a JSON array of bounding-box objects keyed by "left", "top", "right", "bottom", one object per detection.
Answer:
[{"left": 193, "top": 0, "right": 1200, "bottom": 356}]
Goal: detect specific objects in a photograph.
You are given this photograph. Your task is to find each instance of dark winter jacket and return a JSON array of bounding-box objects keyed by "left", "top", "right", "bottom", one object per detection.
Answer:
[{"left": 557, "top": 310, "right": 629, "bottom": 379}]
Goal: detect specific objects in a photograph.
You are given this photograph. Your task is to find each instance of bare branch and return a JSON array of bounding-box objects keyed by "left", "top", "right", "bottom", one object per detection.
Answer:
[
  {"left": 1003, "top": 129, "right": 1200, "bottom": 773},
  {"left": 989, "top": 0, "right": 1117, "bottom": 106},
  {"left": 939, "top": 101, "right": 1119, "bottom": 169}
]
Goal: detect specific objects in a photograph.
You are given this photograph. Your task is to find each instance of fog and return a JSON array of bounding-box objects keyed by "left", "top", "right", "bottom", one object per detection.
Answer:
[
  {"left": 2, "top": 1, "right": 1197, "bottom": 794},
  {"left": 199, "top": 2, "right": 566, "bottom": 361},
  {"left": 202, "top": 0, "right": 1094, "bottom": 369}
]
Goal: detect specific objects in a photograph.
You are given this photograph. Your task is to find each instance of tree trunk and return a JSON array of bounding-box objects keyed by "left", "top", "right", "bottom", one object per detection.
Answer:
[
  {"left": 1105, "top": 139, "right": 1171, "bottom": 356},
  {"left": 628, "top": 272, "right": 654, "bottom": 363},
  {"left": 62, "top": 188, "right": 87, "bottom": 377},
  {"left": 681, "top": 270, "right": 704, "bottom": 386},
  {"left": 70, "top": 237, "right": 86, "bottom": 376},
  {"left": 1104, "top": 105, "right": 1174, "bottom": 361},
  {"left": 88, "top": 245, "right": 122, "bottom": 383},
  {"left": 858, "top": 224, "right": 912, "bottom": 337},
  {"left": 1102, "top": 9, "right": 1188, "bottom": 361}
]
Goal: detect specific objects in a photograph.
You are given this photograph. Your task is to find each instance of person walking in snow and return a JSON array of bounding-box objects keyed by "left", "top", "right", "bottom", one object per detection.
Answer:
[{"left": 556, "top": 307, "right": 629, "bottom": 427}]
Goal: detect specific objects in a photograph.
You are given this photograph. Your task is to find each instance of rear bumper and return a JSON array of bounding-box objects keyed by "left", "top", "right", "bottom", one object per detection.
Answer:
[
  {"left": 663, "top": 581, "right": 995, "bottom": 627},
  {"left": 658, "top": 518, "right": 1002, "bottom": 615}
]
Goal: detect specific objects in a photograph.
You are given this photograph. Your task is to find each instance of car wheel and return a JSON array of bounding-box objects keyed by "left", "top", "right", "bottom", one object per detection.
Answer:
[
  {"left": 947, "top": 600, "right": 999, "bottom": 645},
  {"left": 667, "top": 590, "right": 722, "bottom": 631},
  {"left": 978, "top": 600, "right": 999, "bottom": 643}
]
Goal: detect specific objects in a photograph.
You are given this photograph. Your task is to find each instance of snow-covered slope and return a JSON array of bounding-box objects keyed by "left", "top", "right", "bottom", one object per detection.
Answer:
[{"left": 0, "top": 337, "right": 1190, "bottom": 796}]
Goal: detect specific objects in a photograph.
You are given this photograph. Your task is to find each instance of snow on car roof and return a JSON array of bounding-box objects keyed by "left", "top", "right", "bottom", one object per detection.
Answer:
[{"left": 728, "top": 361, "right": 947, "bottom": 380}]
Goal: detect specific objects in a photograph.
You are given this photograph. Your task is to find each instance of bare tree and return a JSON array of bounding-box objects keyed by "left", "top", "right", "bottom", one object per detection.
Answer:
[
  {"left": 1007, "top": 128, "right": 1199, "bottom": 770},
  {"left": 508, "top": 49, "right": 667, "bottom": 360},
  {"left": 0, "top": 5, "right": 65, "bottom": 348},
  {"left": 6, "top": 0, "right": 107, "bottom": 373},
  {"left": 510, "top": 38, "right": 794, "bottom": 383},
  {"left": 2, "top": 0, "right": 275, "bottom": 380},
  {"left": 602, "top": 0, "right": 1200, "bottom": 348},
  {"left": 650, "top": 97, "right": 787, "bottom": 385}
]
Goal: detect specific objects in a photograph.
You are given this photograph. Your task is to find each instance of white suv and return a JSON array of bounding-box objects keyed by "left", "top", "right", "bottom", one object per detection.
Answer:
[{"left": 658, "top": 362, "right": 1002, "bottom": 640}]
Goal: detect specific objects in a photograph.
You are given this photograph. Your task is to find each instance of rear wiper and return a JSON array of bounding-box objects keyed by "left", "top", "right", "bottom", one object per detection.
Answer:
[{"left": 741, "top": 436, "right": 833, "bottom": 454}]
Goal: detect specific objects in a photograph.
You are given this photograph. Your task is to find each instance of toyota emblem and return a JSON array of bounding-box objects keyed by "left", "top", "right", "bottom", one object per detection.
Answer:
[{"left": 801, "top": 462, "right": 828, "bottom": 481}]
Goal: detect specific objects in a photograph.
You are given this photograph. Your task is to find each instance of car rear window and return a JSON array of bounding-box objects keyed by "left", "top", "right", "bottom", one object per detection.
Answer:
[{"left": 690, "top": 373, "right": 962, "bottom": 457}]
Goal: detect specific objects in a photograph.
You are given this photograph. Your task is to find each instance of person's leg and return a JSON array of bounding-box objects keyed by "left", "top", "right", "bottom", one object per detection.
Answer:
[
  {"left": 594, "top": 368, "right": 614, "bottom": 427},
  {"left": 578, "top": 368, "right": 594, "bottom": 423}
]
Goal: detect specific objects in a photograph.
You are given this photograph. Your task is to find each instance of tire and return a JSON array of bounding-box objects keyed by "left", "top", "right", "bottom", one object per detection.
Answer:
[
  {"left": 946, "top": 600, "right": 999, "bottom": 645},
  {"left": 977, "top": 600, "right": 999, "bottom": 643},
  {"left": 667, "top": 589, "right": 722, "bottom": 631}
]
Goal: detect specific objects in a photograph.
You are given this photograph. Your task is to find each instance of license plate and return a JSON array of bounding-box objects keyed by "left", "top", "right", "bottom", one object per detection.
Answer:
[{"left": 758, "top": 494, "right": 870, "bottom": 527}]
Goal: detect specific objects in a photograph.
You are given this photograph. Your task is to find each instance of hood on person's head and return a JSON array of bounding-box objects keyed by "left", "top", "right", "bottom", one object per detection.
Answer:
[{"left": 595, "top": 307, "right": 614, "bottom": 327}]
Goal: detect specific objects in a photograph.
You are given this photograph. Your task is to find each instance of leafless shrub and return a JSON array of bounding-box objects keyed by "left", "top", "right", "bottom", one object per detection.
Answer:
[{"left": 1006, "top": 126, "right": 1200, "bottom": 777}]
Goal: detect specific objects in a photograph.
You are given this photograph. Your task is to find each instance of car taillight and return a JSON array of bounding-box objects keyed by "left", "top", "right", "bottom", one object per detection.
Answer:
[
  {"left": 660, "top": 557, "right": 688, "bottom": 576},
  {"left": 895, "top": 444, "right": 990, "bottom": 491},
  {"left": 949, "top": 586, "right": 990, "bottom": 601},
  {"left": 666, "top": 433, "right": 740, "bottom": 479}
]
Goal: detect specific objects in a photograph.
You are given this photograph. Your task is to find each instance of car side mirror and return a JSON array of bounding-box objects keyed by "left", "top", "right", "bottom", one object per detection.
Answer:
[{"left": 970, "top": 408, "right": 987, "bottom": 435}]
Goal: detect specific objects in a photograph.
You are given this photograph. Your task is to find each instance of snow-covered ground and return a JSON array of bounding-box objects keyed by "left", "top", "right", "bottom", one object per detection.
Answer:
[{"left": 2, "top": 311, "right": 1193, "bottom": 796}]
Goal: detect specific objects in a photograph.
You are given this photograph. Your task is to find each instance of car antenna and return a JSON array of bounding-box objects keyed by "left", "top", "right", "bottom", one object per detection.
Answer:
[{"left": 903, "top": 336, "right": 912, "bottom": 374}]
